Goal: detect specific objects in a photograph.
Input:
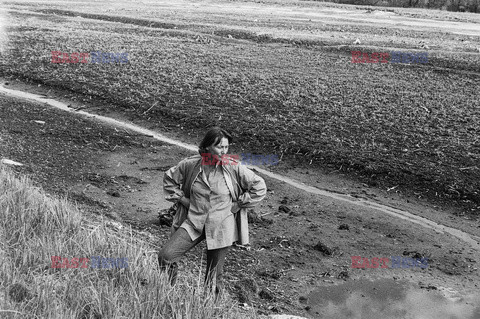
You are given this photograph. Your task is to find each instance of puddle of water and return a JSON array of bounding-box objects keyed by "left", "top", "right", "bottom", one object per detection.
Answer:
[
  {"left": 307, "top": 278, "right": 480, "bottom": 319},
  {"left": 0, "top": 84, "right": 479, "bottom": 251}
]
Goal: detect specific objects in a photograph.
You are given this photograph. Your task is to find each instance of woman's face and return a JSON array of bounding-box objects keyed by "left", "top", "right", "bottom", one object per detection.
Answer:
[{"left": 206, "top": 137, "right": 229, "bottom": 158}]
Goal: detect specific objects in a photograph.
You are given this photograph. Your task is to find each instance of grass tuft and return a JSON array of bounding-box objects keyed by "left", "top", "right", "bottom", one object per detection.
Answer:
[{"left": 0, "top": 165, "right": 255, "bottom": 318}]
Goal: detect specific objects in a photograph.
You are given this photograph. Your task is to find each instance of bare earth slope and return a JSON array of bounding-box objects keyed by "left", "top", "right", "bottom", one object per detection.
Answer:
[{"left": 0, "top": 80, "right": 479, "bottom": 318}]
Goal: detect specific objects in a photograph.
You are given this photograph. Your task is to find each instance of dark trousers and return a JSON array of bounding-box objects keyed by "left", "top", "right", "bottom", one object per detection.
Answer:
[{"left": 158, "top": 228, "right": 230, "bottom": 295}]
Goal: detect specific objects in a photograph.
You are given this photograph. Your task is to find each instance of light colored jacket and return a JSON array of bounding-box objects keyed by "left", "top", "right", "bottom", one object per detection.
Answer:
[{"left": 163, "top": 154, "right": 266, "bottom": 246}]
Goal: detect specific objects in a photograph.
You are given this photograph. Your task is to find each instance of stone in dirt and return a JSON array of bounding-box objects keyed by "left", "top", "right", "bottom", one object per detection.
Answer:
[
  {"left": 158, "top": 205, "right": 176, "bottom": 227},
  {"left": 278, "top": 205, "right": 291, "bottom": 214},
  {"left": 313, "top": 241, "right": 334, "bottom": 256},
  {"left": 107, "top": 190, "right": 121, "bottom": 197},
  {"left": 158, "top": 211, "right": 174, "bottom": 227}
]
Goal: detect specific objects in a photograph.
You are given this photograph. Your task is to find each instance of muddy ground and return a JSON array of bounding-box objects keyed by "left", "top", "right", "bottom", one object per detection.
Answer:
[{"left": 1, "top": 78, "right": 479, "bottom": 318}]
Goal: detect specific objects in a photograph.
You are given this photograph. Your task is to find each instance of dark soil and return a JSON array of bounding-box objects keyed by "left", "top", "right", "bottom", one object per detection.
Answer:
[{"left": 1, "top": 90, "right": 479, "bottom": 317}]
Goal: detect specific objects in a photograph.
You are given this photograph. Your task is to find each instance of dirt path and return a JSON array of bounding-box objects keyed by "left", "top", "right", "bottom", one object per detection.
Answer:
[{"left": 1, "top": 78, "right": 479, "bottom": 318}]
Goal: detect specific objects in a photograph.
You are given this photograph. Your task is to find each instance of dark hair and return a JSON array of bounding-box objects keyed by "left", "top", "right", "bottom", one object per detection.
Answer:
[{"left": 198, "top": 127, "right": 233, "bottom": 155}]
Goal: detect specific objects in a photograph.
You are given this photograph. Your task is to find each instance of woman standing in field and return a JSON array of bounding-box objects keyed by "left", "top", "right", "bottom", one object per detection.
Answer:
[{"left": 159, "top": 127, "right": 267, "bottom": 296}]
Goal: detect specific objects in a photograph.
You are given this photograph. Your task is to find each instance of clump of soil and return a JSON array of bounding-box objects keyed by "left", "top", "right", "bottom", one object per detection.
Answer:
[{"left": 313, "top": 241, "right": 335, "bottom": 256}]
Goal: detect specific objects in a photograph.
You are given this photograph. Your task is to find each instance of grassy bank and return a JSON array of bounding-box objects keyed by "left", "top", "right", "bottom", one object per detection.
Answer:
[
  {"left": 0, "top": 165, "right": 253, "bottom": 318},
  {"left": 0, "top": 0, "right": 479, "bottom": 212}
]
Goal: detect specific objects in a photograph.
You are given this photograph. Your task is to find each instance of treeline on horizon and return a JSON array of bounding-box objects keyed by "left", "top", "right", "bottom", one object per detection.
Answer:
[{"left": 311, "top": 0, "right": 480, "bottom": 12}]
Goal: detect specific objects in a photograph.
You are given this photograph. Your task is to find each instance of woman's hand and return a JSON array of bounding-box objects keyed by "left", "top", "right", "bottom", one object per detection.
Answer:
[{"left": 179, "top": 196, "right": 190, "bottom": 209}]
